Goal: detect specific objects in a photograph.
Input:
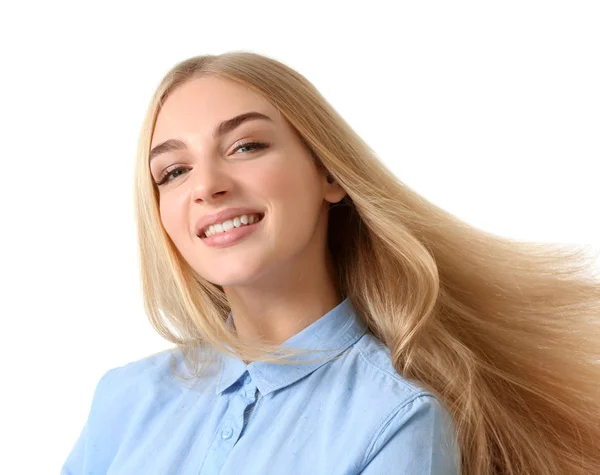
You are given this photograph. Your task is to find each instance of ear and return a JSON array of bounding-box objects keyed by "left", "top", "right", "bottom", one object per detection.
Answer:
[
  {"left": 312, "top": 150, "right": 347, "bottom": 204},
  {"left": 322, "top": 172, "right": 347, "bottom": 204}
]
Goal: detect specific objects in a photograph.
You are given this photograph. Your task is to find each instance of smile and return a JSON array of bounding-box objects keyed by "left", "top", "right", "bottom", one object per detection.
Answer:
[{"left": 198, "top": 213, "right": 265, "bottom": 248}]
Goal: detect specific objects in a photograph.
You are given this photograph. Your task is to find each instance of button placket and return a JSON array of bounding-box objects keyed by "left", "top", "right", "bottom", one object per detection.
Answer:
[
  {"left": 240, "top": 372, "right": 257, "bottom": 403},
  {"left": 201, "top": 370, "right": 259, "bottom": 472}
]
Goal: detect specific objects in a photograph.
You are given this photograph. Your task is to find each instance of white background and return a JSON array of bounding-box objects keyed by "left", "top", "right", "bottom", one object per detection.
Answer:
[{"left": 1, "top": 1, "right": 598, "bottom": 473}]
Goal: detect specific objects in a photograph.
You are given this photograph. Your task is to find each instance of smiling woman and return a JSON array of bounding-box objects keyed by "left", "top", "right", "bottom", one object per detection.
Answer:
[{"left": 61, "top": 51, "right": 600, "bottom": 475}]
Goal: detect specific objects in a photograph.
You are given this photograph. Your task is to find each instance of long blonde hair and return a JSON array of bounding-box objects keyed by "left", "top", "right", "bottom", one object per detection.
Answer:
[{"left": 133, "top": 51, "right": 600, "bottom": 474}]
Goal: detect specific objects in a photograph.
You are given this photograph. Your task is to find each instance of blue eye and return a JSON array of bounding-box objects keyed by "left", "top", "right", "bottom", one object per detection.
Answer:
[
  {"left": 154, "top": 141, "right": 270, "bottom": 186},
  {"left": 233, "top": 141, "right": 269, "bottom": 154},
  {"left": 156, "top": 167, "right": 187, "bottom": 185}
]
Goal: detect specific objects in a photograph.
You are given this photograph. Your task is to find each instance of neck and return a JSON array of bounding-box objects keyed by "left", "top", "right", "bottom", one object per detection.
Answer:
[{"left": 224, "top": 252, "right": 342, "bottom": 347}]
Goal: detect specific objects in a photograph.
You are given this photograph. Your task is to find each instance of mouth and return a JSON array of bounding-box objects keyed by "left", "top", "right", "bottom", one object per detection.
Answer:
[{"left": 197, "top": 212, "right": 265, "bottom": 239}]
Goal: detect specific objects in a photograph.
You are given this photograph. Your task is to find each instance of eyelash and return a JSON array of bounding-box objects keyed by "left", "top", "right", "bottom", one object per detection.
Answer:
[{"left": 155, "top": 141, "right": 271, "bottom": 186}]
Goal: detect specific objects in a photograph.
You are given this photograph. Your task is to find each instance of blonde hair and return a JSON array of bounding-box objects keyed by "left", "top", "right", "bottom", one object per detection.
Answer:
[{"left": 133, "top": 51, "right": 600, "bottom": 474}]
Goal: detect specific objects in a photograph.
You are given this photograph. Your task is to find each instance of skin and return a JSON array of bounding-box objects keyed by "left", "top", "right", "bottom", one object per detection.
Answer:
[{"left": 149, "top": 76, "right": 347, "bottom": 348}]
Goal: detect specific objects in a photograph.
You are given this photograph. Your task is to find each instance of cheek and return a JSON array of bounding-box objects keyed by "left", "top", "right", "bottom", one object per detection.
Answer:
[
  {"left": 253, "top": 163, "right": 291, "bottom": 197},
  {"left": 263, "top": 161, "right": 323, "bottom": 240},
  {"left": 159, "top": 195, "right": 187, "bottom": 241},
  {"left": 260, "top": 157, "right": 320, "bottom": 203}
]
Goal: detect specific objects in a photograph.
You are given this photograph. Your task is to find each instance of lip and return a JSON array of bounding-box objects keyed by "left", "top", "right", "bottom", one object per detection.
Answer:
[
  {"left": 194, "top": 207, "right": 264, "bottom": 237},
  {"left": 199, "top": 213, "right": 265, "bottom": 248}
]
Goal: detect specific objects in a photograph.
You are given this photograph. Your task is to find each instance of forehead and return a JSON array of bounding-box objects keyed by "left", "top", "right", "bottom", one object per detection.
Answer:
[{"left": 151, "top": 76, "right": 279, "bottom": 147}]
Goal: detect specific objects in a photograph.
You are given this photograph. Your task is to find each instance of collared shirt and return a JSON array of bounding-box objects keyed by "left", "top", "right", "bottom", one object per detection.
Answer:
[{"left": 62, "top": 297, "right": 460, "bottom": 474}]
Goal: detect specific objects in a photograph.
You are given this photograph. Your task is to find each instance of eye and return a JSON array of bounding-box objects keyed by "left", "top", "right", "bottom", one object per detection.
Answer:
[
  {"left": 155, "top": 165, "right": 188, "bottom": 186},
  {"left": 232, "top": 140, "right": 270, "bottom": 154}
]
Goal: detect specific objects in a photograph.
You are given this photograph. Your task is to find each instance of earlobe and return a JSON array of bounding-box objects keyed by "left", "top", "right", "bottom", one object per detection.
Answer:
[
  {"left": 321, "top": 170, "right": 346, "bottom": 203},
  {"left": 325, "top": 180, "right": 347, "bottom": 204}
]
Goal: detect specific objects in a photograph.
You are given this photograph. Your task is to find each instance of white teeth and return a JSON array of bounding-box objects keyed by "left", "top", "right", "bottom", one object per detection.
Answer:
[{"left": 203, "top": 213, "right": 262, "bottom": 238}]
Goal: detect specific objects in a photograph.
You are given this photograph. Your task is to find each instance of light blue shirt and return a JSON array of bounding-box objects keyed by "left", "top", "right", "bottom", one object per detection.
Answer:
[{"left": 62, "top": 297, "right": 460, "bottom": 474}]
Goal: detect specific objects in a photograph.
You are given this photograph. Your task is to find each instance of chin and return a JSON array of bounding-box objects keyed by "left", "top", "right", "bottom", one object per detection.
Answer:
[{"left": 201, "top": 262, "right": 267, "bottom": 288}]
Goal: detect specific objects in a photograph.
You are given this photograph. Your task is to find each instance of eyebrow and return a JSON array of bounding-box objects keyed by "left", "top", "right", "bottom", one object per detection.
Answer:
[{"left": 149, "top": 111, "right": 273, "bottom": 162}]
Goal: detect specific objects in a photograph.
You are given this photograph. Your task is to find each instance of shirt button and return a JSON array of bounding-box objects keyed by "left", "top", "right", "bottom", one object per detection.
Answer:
[{"left": 221, "top": 427, "right": 233, "bottom": 440}]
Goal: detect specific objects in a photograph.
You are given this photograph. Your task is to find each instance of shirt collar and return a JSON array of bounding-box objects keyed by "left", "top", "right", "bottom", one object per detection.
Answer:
[{"left": 215, "top": 296, "right": 367, "bottom": 396}]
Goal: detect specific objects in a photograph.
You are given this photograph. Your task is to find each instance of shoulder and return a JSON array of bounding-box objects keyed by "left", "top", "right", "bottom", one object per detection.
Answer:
[
  {"left": 350, "top": 332, "right": 434, "bottom": 399},
  {"left": 85, "top": 350, "right": 175, "bottom": 416},
  {"left": 350, "top": 332, "right": 453, "bottom": 421},
  {"left": 103, "top": 348, "right": 179, "bottom": 381},
  {"left": 314, "top": 332, "right": 459, "bottom": 471},
  {"left": 94, "top": 348, "right": 178, "bottom": 393},
  {"left": 86, "top": 347, "right": 212, "bottom": 423},
  {"left": 347, "top": 333, "right": 460, "bottom": 472},
  {"left": 63, "top": 349, "right": 206, "bottom": 473},
  {"left": 91, "top": 344, "right": 225, "bottom": 404},
  {"left": 84, "top": 347, "right": 219, "bottom": 438},
  {"left": 321, "top": 330, "right": 451, "bottom": 431}
]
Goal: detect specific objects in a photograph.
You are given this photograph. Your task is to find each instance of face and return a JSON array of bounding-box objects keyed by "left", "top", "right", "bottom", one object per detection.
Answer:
[{"left": 149, "top": 76, "right": 346, "bottom": 290}]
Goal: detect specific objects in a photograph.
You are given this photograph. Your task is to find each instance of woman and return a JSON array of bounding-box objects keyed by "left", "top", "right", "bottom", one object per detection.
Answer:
[{"left": 62, "top": 51, "right": 600, "bottom": 474}]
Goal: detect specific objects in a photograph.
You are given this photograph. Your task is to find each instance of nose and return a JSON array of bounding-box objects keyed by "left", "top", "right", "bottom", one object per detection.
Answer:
[{"left": 190, "top": 161, "right": 233, "bottom": 203}]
